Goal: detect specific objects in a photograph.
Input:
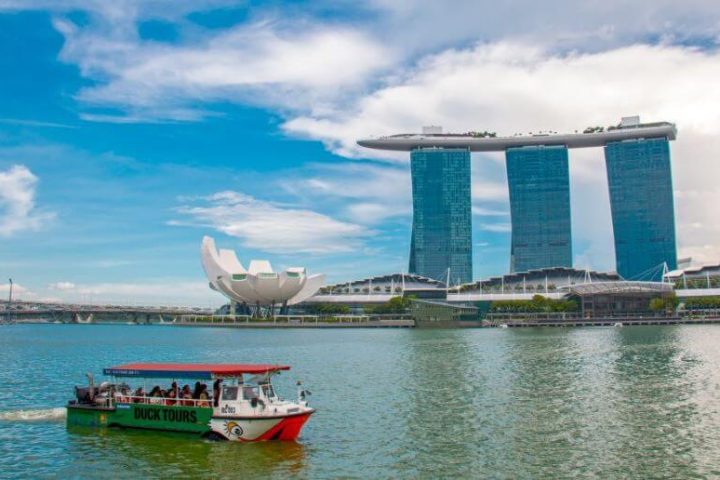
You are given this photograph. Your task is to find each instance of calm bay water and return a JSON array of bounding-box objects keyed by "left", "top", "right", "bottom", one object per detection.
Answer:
[{"left": 1, "top": 324, "right": 720, "bottom": 479}]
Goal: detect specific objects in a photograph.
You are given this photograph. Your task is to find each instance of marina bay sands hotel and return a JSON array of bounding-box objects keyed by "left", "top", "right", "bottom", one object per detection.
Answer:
[{"left": 357, "top": 116, "right": 678, "bottom": 284}]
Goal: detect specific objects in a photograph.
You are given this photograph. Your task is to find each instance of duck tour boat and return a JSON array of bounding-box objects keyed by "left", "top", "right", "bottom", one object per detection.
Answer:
[{"left": 66, "top": 363, "right": 314, "bottom": 442}]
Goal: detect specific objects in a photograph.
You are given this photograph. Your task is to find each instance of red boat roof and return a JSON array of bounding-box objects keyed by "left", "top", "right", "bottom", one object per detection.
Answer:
[{"left": 103, "top": 363, "right": 290, "bottom": 379}]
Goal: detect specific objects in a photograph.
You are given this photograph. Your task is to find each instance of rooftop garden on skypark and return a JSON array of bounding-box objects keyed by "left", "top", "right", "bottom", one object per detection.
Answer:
[{"left": 383, "top": 120, "right": 675, "bottom": 139}]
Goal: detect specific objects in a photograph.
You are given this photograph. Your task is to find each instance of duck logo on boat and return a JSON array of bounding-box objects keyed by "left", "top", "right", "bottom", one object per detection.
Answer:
[{"left": 224, "top": 421, "right": 243, "bottom": 438}]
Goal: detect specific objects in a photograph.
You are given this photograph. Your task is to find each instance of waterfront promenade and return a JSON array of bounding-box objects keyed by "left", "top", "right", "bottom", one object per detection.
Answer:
[
  {"left": 6, "top": 300, "right": 720, "bottom": 329},
  {"left": 174, "top": 314, "right": 415, "bottom": 328}
]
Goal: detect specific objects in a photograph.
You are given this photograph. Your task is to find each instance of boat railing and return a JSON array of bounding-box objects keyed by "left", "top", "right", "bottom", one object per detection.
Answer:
[{"left": 111, "top": 395, "right": 213, "bottom": 408}]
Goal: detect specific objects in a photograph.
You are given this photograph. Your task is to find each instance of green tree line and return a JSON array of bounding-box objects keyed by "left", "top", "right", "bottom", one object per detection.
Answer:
[
  {"left": 490, "top": 295, "right": 578, "bottom": 313},
  {"left": 683, "top": 296, "right": 720, "bottom": 309}
]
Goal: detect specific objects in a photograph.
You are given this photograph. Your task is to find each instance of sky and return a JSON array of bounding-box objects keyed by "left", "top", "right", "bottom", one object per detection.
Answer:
[{"left": 1, "top": 1, "right": 720, "bottom": 306}]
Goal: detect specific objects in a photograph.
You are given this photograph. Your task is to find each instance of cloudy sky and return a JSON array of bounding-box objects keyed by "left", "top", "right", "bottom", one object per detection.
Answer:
[{"left": 1, "top": 0, "right": 719, "bottom": 305}]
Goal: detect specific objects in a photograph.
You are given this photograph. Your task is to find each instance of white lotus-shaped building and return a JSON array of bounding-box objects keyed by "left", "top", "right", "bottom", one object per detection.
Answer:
[{"left": 201, "top": 236, "right": 325, "bottom": 306}]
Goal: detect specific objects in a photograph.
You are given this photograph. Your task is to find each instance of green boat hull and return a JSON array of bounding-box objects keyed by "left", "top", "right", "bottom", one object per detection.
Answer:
[{"left": 67, "top": 403, "right": 214, "bottom": 435}]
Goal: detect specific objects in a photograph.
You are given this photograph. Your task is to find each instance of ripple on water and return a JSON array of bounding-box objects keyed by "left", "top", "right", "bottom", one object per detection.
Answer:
[{"left": 2, "top": 324, "right": 720, "bottom": 478}]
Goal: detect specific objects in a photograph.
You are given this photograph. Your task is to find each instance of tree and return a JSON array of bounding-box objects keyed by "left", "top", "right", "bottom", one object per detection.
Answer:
[
  {"left": 370, "top": 296, "right": 413, "bottom": 314},
  {"left": 649, "top": 294, "right": 679, "bottom": 313},
  {"left": 306, "top": 303, "right": 350, "bottom": 315},
  {"left": 649, "top": 298, "right": 665, "bottom": 312},
  {"left": 490, "top": 296, "right": 578, "bottom": 313}
]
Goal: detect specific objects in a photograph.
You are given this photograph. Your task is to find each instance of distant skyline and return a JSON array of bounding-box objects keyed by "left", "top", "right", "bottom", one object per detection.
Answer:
[{"left": 1, "top": 1, "right": 720, "bottom": 305}]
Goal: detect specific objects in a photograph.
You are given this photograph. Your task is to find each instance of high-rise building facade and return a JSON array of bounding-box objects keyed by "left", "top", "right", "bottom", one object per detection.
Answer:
[
  {"left": 506, "top": 145, "right": 572, "bottom": 272},
  {"left": 409, "top": 148, "right": 472, "bottom": 285},
  {"left": 358, "top": 119, "right": 678, "bottom": 282},
  {"left": 605, "top": 138, "right": 677, "bottom": 280}
]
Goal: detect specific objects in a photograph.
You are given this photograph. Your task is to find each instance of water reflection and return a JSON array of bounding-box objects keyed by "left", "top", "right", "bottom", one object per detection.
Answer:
[
  {"left": 396, "top": 330, "right": 484, "bottom": 477},
  {"left": 5, "top": 325, "right": 720, "bottom": 478},
  {"left": 64, "top": 426, "right": 307, "bottom": 478},
  {"left": 607, "top": 326, "right": 703, "bottom": 478},
  {"left": 500, "top": 328, "right": 601, "bottom": 477}
]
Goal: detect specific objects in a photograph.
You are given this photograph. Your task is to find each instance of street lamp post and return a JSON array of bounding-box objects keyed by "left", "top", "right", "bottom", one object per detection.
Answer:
[{"left": 7, "top": 278, "right": 13, "bottom": 324}]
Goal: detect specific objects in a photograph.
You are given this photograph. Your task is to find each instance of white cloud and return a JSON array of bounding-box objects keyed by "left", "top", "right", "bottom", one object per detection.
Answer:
[
  {"left": 51, "top": 17, "right": 394, "bottom": 121},
  {"left": 480, "top": 223, "right": 511, "bottom": 233},
  {"left": 2, "top": 275, "right": 229, "bottom": 305},
  {"left": 4, "top": 1, "right": 720, "bottom": 274},
  {"left": 0, "top": 282, "right": 63, "bottom": 303},
  {"left": 279, "top": 163, "right": 412, "bottom": 224},
  {"left": 472, "top": 206, "right": 508, "bottom": 217},
  {"left": 5, "top": 280, "right": 224, "bottom": 306},
  {"left": 48, "top": 282, "right": 76, "bottom": 291},
  {"left": 172, "top": 191, "right": 372, "bottom": 254},
  {"left": 66, "top": 280, "right": 219, "bottom": 305},
  {"left": 284, "top": 43, "right": 720, "bottom": 157},
  {"left": 364, "top": 0, "right": 720, "bottom": 52},
  {"left": 0, "top": 165, "right": 54, "bottom": 236},
  {"left": 284, "top": 42, "right": 720, "bottom": 267},
  {"left": 472, "top": 180, "right": 509, "bottom": 202},
  {"left": 0, "top": 282, "right": 29, "bottom": 295}
]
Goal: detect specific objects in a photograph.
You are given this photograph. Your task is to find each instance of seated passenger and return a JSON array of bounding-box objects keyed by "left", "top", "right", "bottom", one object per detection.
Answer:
[
  {"left": 113, "top": 388, "right": 126, "bottom": 403},
  {"left": 198, "top": 385, "right": 210, "bottom": 407},
  {"left": 166, "top": 388, "right": 177, "bottom": 406},
  {"left": 123, "top": 386, "right": 132, "bottom": 403},
  {"left": 181, "top": 385, "right": 193, "bottom": 406},
  {"left": 192, "top": 382, "right": 202, "bottom": 400},
  {"left": 148, "top": 386, "right": 163, "bottom": 405},
  {"left": 133, "top": 387, "right": 145, "bottom": 403}
]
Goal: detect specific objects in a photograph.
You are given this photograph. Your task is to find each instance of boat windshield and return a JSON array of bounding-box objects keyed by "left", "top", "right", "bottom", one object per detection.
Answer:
[
  {"left": 221, "top": 385, "right": 239, "bottom": 401},
  {"left": 260, "top": 383, "right": 277, "bottom": 399},
  {"left": 242, "top": 385, "right": 259, "bottom": 400}
]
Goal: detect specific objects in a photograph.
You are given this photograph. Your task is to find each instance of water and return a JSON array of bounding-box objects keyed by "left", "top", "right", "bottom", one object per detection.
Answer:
[{"left": 2, "top": 324, "right": 720, "bottom": 479}]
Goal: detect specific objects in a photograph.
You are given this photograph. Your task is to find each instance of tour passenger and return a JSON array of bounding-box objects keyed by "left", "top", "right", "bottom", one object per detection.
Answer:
[
  {"left": 166, "top": 388, "right": 177, "bottom": 406},
  {"left": 198, "top": 384, "right": 211, "bottom": 408},
  {"left": 148, "top": 386, "right": 163, "bottom": 405},
  {"left": 133, "top": 387, "right": 145, "bottom": 403},
  {"left": 113, "top": 388, "right": 126, "bottom": 404},
  {"left": 181, "top": 385, "right": 193, "bottom": 406},
  {"left": 213, "top": 378, "right": 223, "bottom": 407},
  {"left": 192, "top": 382, "right": 202, "bottom": 400}
]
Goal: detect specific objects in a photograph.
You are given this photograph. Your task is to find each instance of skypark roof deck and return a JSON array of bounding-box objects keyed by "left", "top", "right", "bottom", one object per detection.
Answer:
[{"left": 357, "top": 122, "right": 676, "bottom": 152}]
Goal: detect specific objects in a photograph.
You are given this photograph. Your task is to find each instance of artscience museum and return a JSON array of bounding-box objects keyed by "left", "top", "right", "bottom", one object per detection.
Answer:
[{"left": 200, "top": 236, "right": 325, "bottom": 314}]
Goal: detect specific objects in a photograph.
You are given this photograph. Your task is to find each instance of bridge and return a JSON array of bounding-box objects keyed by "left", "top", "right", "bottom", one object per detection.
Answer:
[{"left": 0, "top": 300, "right": 215, "bottom": 325}]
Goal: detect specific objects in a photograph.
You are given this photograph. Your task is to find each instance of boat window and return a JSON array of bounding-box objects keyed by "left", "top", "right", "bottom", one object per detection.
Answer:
[
  {"left": 242, "top": 386, "right": 259, "bottom": 400},
  {"left": 221, "top": 386, "right": 239, "bottom": 401},
  {"left": 261, "top": 383, "right": 276, "bottom": 399}
]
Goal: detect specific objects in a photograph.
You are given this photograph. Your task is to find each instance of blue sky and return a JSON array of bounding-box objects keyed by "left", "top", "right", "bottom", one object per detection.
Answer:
[{"left": 1, "top": 1, "right": 720, "bottom": 305}]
